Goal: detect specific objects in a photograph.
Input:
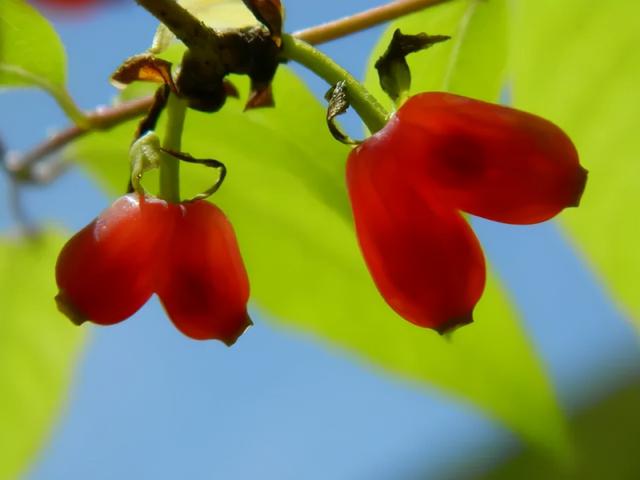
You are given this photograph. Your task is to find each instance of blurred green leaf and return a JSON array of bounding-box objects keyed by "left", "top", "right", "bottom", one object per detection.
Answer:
[
  {"left": 510, "top": 0, "right": 640, "bottom": 332},
  {"left": 364, "top": 0, "right": 507, "bottom": 106},
  {"left": 481, "top": 382, "right": 640, "bottom": 480},
  {"left": 70, "top": 63, "right": 567, "bottom": 456},
  {"left": 0, "top": 0, "right": 66, "bottom": 88},
  {"left": 0, "top": 232, "right": 84, "bottom": 478},
  {"left": 0, "top": 0, "right": 85, "bottom": 123}
]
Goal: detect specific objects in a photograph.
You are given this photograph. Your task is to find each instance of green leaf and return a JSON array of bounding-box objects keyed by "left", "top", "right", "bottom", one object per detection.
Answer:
[
  {"left": 509, "top": 0, "right": 640, "bottom": 332},
  {"left": 0, "top": 0, "right": 85, "bottom": 124},
  {"left": 364, "top": 0, "right": 508, "bottom": 106},
  {"left": 70, "top": 65, "right": 568, "bottom": 456},
  {"left": 364, "top": 0, "right": 567, "bottom": 454},
  {"left": 0, "top": 232, "right": 84, "bottom": 478}
]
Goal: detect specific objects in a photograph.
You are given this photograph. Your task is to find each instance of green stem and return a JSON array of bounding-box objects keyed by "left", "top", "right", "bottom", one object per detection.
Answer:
[
  {"left": 280, "top": 34, "right": 389, "bottom": 134},
  {"left": 55, "top": 89, "right": 90, "bottom": 128},
  {"left": 159, "top": 93, "right": 187, "bottom": 202},
  {"left": 0, "top": 65, "right": 89, "bottom": 128}
]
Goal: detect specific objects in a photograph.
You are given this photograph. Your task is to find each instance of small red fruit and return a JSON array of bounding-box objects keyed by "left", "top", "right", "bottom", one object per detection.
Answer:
[
  {"left": 55, "top": 194, "right": 251, "bottom": 344},
  {"left": 157, "top": 200, "right": 251, "bottom": 345},
  {"left": 55, "top": 194, "right": 174, "bottom": 325}
]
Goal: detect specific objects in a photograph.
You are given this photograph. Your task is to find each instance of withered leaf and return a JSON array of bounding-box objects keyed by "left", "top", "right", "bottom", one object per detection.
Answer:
[
  {"left": 244, "top": 83, "right": 274, "bottom": 111},
  {"left": 111, "top": 54, "right": 176, "bottom": 92},
  {"left": 325, "top": 81, "right": 359, "bottom": 145}
]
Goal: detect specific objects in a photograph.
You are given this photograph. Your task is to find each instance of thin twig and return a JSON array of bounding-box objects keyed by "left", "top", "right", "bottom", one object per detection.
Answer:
[
  {"left": 294, "top": 0, "right": 452, "bottom": 45},
  {"left": 9, "top": 0, "right": 451, "bottom": 180},
  {"left": 6, "top": 96, "right": 153, "bottom": 179},
  {"left": 7, "top": 178, "right": 36, "bottom": 235}
]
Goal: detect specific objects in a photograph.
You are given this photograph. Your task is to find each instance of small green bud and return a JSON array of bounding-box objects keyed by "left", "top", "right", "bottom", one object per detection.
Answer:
[
  {"left": 129, "top": 131, "right": 163, "bottom": 194},
  {"left": 375, "top": 29, "right": 450, "bottom": 104}
]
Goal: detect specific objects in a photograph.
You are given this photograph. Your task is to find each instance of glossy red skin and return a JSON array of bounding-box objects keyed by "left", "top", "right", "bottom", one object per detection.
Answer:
[
  {"left": 394, "top": 92, "right": 587, "bottom": 224},
  {"left": 347, "top": 126, "right": 486, "bottom": 332},
  {"left": 55, "top": 194, "right": 175, "bottom": 325},
  {"left": 31, "top": 0, "right": 105, "bottom": 9},
  {"left": 32, "top": 0, "right": 122, "bottom": 7},
  {"left": 157, "top": 200, "right": 251, "bottom": 345}
]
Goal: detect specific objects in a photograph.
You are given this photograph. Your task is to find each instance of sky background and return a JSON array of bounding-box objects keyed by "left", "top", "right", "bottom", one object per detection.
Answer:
[{"left": 1, "top": 1, "right": 639, "bottom": 478}]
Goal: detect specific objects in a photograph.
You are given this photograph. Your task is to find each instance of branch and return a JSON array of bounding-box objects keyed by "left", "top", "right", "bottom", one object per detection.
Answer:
[
  {"left": 9, "top": 0, "right": 452, "bottom": 181},
  {"left": 6, "top": 96, "right": 153, "bottom": 180},
  {"left": 135, "top": 0, "right": 218, "bottom": 50},
  {"left": 294, "top": 0, "right": 452, "bottom": 45}
]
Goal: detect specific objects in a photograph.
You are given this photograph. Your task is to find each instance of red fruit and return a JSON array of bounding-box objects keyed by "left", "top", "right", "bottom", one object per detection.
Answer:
[
  {"left": 56, "top": 192, "right": 251, "bottom": 344},
  {"left": 157, "top": 200, "right": 251, "bottom": 344},
  {"left": 346, "top": 92, "right": 587, "bottom": 332},
  {"left": 347, "top": 128, "right": 485, "bottom": 333},
  {"left": 55, "top": 194, "right": 175, "bottom": 325},
  {"left": 395, "top": 92, "right": 587, "bottom": 224}
]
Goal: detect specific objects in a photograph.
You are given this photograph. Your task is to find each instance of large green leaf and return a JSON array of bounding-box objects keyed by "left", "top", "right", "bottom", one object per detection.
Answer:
[
  {"left": 70, "top": 66, "right": 567, "bottom": 457},
  {"left": 364, "top": 0, "right": 567, "bottom": 454},
  {"left": 509, "top": 0, "right": 640, "bottom": 332},
  {"left": 0, "top": 232, "right": 84, "bottom": 478},
  {"left": 0, "top": 0, "right": 84, "bottom": 123}
]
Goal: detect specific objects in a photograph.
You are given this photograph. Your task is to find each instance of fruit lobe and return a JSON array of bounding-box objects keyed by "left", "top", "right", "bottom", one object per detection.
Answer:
[
  {"left": 55, "top": 194, "right": 175, "bottom": 326},
  {"left": 157, "top": 200, "right": 251, "bottom": 345},
  {"left": 347, "top": 128, "right": 486, "bottom": 333},
  {"left": 395, "top": 92, "right": 587, "bottom": 225}
]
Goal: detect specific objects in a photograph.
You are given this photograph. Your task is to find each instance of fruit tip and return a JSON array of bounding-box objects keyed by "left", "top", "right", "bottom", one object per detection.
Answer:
[
  {"left": 54, "top": 292, "right": 88, "bottom": 326},
  {"left": 435, "top": 311, "right": 474, "bottom": 336},
  {"left": 570, "top": 166, "right": 589, "bottom": 208},
  {"left": 221, "top": 312, "right": 253, "bottom": 347}
]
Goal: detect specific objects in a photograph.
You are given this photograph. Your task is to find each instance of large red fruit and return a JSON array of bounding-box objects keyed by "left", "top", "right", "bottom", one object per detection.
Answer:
[
  {"left": 345, "top": 91, "right": 587, "bottom": 332},
  {"left": 55, "top": 194, "right": 175, "bottom": 325},
  {"left": 157, "top": 200, "right": 251, "bottom": 344}
]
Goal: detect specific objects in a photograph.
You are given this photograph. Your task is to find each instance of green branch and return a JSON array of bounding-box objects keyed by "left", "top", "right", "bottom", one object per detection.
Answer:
[
  {"left": 280, "top": 35, "right": 389, "bottom": 133},
  {"left": 159, "top": 93, "right": 187, "bottom": 202}
]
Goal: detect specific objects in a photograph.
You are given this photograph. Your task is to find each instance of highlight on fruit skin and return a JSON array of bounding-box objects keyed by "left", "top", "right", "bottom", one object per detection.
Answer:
[
  {"left": 55, "top": 194, "right": 175, "bottom": 327},
  {"left": 54, "top": 194, "right": 251, "bottom": 345},
  {"left": 346, "top": 91, "right": 587, "bottom": 333}
]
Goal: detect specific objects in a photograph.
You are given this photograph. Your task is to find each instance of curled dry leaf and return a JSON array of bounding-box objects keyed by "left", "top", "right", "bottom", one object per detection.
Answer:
[
  {"left": 111, "top": 54, "right": 176, "bottom": 92},
  {"left": 324, "top": 81, "right": 358, "bottom": 145}
]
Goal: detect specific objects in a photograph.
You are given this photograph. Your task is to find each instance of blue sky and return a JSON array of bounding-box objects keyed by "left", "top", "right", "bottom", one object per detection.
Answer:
[{"left": 1, "top": 1, "right": 639, "bottom": 478}]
